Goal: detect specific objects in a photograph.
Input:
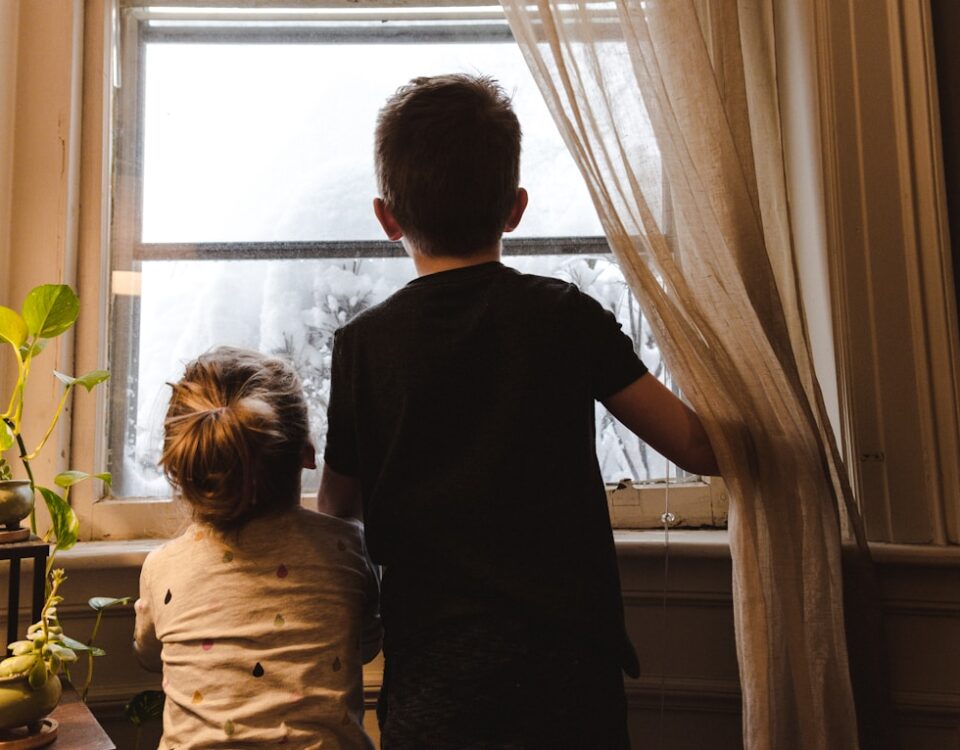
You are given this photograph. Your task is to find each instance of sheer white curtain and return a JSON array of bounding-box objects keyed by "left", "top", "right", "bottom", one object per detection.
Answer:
[{"left": 500, "top": 0, "right": 869, "bottom": 746}]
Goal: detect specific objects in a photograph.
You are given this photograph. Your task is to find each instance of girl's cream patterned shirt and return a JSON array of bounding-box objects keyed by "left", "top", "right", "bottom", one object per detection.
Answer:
[{"left": 135, "top": 507, "right": 381, "bottom": 750}]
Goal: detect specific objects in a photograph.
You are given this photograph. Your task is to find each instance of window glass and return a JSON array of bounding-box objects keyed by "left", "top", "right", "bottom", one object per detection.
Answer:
[
  {"left": 125, "top": 255, "right": 668, "bottom": 495},
  {"left": 141, "top": 36, "right": 602, "bottom": 242}
]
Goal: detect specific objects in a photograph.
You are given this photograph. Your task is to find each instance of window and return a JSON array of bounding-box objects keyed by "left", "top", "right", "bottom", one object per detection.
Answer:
[{"left": 89, "top": 2, "right": 722, "bottom": 536}]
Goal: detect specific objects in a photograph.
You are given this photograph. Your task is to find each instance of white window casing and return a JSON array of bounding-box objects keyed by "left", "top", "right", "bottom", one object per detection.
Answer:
[{"left": 812, "top": 0, "right": 960, "bottom": 544}]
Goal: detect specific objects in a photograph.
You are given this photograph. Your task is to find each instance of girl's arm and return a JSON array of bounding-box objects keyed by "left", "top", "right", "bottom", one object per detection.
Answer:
[
  {"left": 359, "top": 533, "right": 383, "bottom": 664},
  {"left": 133, "top": 556, "right": 163, "bottom": 673}
]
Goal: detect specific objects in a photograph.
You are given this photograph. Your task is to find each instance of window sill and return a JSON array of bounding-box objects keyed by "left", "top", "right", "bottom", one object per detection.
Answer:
[
  {"left": 80, "top": 482, "right": 728, "bottom": 539},
  {"left": 53, "top": 531, "right": 960, "bottom": 570},
  {"left": 56, "top": 539, "right": 163, "bottom": 570},
  {"left": 58, "top": 532, "right": 735, "bottom": 570}
]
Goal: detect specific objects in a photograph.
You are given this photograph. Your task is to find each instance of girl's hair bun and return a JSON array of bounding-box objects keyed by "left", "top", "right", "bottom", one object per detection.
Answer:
[{"left": 160, "top": 347, "right": 310, "bottom": 532}]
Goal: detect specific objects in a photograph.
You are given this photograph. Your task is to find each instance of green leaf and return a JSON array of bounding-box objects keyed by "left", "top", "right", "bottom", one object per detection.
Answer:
[
  {"left": 0, "top": 654, "right": 39, "bottom": 677},
  {"left": 0, "top": 305, "right": 27, "bottom": 350},
  {"left": 27, "top": 657, "right": 47, "bottom": 689},
  {"left": 18, "top": 339, "right": 47, "bottom": 360},
  {"left": 7, "top": 641, "right": 35, "bottom": 656},
  {"left": 0, "top": 420, "right": 13, "bottom": 452},
  {"left": 37, "top": 486, "right": 79, "bottom": 552},
  {"left": 53, "top": 470, "right": 111, "bottom": 492},
  {"left": 58, "top": 634, "right": 105, "bottom": 657},
  {"left": 22, "top": 285, "right": 79, "bottom": 339},
  {"left": 53, "top": 369, "right": 110, "bottom": 392},
  {"left": 47, "top": 644, "right": 77, "bottom": 663},
  {"left": 88, "top": 596, "right": 132, "bottom": 612},
  {"left": 124, "top": 690, "right": 165, "bottom": 727},
  {"left": 54, "top": 471, "right": 88, "bottom": 489}
]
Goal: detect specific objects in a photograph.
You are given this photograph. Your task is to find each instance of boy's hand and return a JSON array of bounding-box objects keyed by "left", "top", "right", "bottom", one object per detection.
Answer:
[
  {"left": 317, "top": 464, "right": 364, "bottom": 519},
  {"left": 603, "top": 373, "right": 720, "bottom": 477}
]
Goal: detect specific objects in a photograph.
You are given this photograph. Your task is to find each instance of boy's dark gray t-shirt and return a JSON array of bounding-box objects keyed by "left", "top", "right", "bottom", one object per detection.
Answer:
[{"left": 324, "top": 261, "right": 647, "bottom": 675}]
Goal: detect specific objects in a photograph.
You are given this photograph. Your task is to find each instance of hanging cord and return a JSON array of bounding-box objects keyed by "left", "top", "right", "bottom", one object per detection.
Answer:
[{"left": 658, "top": 458, "right": 675, "bottom": 750}]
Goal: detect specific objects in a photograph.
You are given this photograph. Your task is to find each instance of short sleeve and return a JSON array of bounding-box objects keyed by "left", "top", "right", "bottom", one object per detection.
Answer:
[
  {"left": 324, "top": 327, "right": 360, "bottom": 476},
  {"left": 576, "top": 289, "right": 649, "bottom": 401}
]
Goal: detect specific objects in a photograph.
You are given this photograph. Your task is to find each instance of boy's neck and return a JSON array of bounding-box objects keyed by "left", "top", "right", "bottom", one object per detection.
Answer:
[{"left": 408, "top": 243, "right": 501, "bottom": 277}]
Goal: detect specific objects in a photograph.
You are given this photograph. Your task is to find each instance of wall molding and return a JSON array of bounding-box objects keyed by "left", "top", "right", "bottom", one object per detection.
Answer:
[
  {"left": 622, "top": 590, "right": 732, "bottom": 608},
  {"left": 625, "top": 676, "right": 741, "bottom": 713},
  {"left": 894, "top": 690, "right": 960, "bottom": 715},
  {"left": 881, "top": 598, "right": 960, "bottom": 617},
  {"left": 81, "top": 676, "right": 960, "bottom": 733}
]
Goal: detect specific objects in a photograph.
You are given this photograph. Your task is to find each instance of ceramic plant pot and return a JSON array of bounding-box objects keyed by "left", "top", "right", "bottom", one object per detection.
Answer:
[
  {"left": 0, "top": 673, "right": 61, "bottom": 730},
  {"left": 0, "top": 480, "right": 34, "bottom": 530}
]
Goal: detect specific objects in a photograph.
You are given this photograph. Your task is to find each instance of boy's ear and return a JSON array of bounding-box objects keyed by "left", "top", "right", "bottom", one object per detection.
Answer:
[
  {"left": 373, "top": 198, "right": 404, "bottom": 241},
  {"left": 503, "top": 188, "right": 528, "bottom": 233}
]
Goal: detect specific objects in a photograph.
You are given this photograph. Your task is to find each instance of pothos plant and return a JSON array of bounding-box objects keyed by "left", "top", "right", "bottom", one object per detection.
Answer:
[
  {"left": 0, "top": 570, "right": 77, "bottom": 687},
  {"left": 0, "top": 285, "right": 131, "bottom": 706},
  {"left": 0, "top": 284, "right": 110, "bottom": 553}
]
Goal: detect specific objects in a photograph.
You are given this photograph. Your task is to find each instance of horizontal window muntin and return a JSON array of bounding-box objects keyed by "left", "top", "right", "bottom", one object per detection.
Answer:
[{"left": 131, "top": 237, "right": 611, "bottom": 262}]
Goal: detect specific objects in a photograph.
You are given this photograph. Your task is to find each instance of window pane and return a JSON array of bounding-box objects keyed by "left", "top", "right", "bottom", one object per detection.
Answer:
[{"left": 141, "top": 36, "right": 603, "bottom": 243}]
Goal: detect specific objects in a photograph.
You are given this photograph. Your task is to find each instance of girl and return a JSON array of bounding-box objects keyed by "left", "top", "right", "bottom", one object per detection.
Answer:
[{"left": 134, "top": 347, "right": 380, "bottom": 750}]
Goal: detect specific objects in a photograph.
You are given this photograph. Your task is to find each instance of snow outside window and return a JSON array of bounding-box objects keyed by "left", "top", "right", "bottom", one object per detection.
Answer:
[{"left": 109, "top": 6, "right": 680, "bottom": 500}]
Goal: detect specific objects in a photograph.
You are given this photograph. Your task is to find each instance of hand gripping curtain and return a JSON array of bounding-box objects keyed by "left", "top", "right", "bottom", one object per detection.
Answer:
[{"left": 500, "top": 0, "right": 872, "bottom": 747}]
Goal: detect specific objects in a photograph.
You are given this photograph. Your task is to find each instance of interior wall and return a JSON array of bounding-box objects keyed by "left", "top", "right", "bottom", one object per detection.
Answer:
[
  {"left": 6, "top": 0, "right": 80, "bottom": 311},
  {"left": 1, "top": 0, "right": 84, "bottom": 521},
  {"left": 0, "top": 1, "right": 20, "bottom": 402},
  {"left": 1, "top": 545, "right": 955, "bottom": 749}
]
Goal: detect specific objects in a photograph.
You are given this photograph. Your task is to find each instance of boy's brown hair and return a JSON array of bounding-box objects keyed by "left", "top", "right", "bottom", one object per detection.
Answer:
[
  {"left": 374, "top": 74, "right": 522, "bottom": 257},
  {"left": 160, "top": 347, "right": 310, "bottom": 532}
]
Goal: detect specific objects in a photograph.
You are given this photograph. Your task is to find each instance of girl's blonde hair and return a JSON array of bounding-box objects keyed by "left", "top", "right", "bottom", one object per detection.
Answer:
[{"left": 160, "top": 347, "right": 310, "bottom": 532}]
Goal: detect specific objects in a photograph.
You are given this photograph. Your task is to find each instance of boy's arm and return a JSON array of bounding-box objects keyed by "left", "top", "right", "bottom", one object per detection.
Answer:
[
  {"left": 317, "top": 463, "right": 363, "bottom": 520},
  {"left": 603, "top": 372, "right": 720, "bottom": 477},
  {"left": 321, "top": 327, "right": 363, "bottom": 519}
]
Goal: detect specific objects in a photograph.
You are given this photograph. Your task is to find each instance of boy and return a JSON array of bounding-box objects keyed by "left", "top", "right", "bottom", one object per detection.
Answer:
[{"left": 319, "top": 74, "right": 718, "bottom": 749}]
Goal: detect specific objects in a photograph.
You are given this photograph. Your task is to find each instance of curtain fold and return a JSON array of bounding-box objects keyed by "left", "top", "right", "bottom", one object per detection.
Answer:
[{"left": 500, "top": 0, "right": 871, "bottom": 746}]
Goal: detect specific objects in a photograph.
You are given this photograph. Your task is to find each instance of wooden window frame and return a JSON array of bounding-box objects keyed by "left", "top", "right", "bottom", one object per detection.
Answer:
[{"left": 62, "top": 0, "right": 723, "bottom": 540}]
